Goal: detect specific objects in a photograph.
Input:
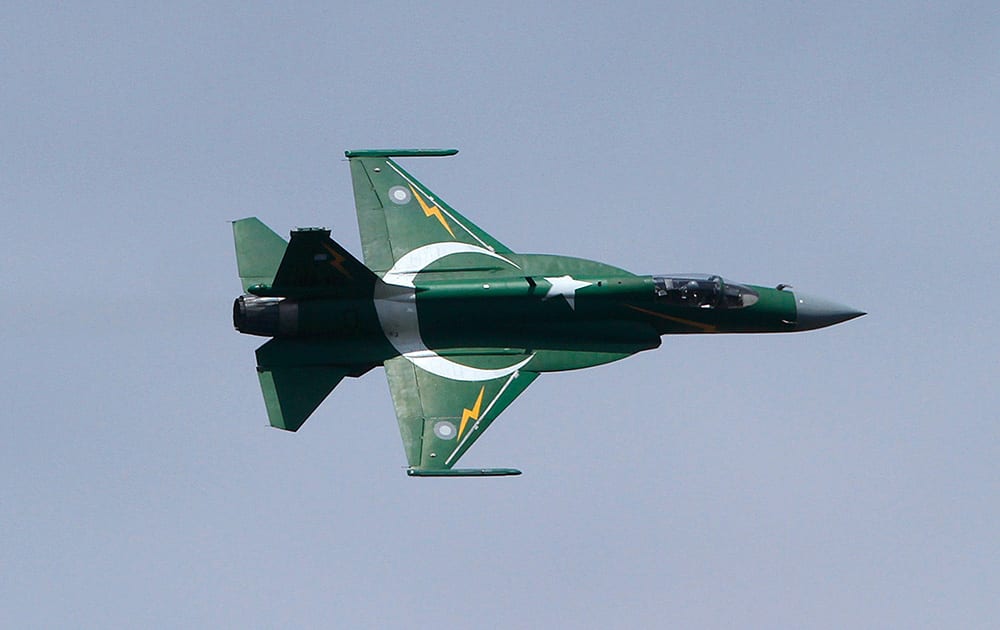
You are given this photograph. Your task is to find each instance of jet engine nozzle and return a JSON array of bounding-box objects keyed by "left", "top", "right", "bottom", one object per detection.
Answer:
[{"left": 233, "top": 295, "right": 299, "bottom": 337}]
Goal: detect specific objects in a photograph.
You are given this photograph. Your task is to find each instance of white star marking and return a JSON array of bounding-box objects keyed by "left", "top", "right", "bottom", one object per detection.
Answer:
[{"left": 542, "top": 275, "right": 593, "bottom": 310}]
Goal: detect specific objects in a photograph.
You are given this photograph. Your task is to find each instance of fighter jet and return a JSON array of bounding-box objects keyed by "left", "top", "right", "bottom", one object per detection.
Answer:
[{"left": 232, "top": 149, "right": 864, "bottom": 476}]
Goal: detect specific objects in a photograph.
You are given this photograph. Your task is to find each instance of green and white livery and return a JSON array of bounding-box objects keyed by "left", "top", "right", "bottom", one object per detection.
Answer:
[{"left": 232, "top": 149, "right": 864, "bottom": 476}]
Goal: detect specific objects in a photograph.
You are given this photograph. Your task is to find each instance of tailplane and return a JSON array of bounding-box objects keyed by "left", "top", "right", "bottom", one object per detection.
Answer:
[
  {"left": 232, "top": 218, "right": 287, "bottom": 291},
  {"left": 232, "top": 219, "right": 381, "bottom": 432},
  {"left": 232, "top": 218, "right": 378, "bottom": 297},
  {"left": 254, "top": 338, "right": 375, "bottom": 431}
]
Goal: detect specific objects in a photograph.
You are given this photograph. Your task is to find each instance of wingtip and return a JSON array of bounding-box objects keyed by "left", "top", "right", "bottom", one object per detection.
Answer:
[
  {"left": 406, "top": 467, "right": 522, "bottom": 477},
  {"left": 345, "top": 148, "right": 459, "bottom": 158}
]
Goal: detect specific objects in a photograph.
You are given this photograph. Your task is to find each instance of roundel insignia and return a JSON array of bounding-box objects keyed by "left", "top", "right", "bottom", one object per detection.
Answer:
[
  {"left": 433, "top": 421, "right": 457, "bottom": 440},
  {"left": 387, "top": 186, "right": 411, "bottom": 205}
]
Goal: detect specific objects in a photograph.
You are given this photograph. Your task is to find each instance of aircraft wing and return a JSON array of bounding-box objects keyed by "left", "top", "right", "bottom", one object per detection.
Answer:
[
  {"left": 384, "top": 355, "right": 538, "bottom": 476},
  {"left": 347, "top": 149, "right": 515, "bottom": 274}
]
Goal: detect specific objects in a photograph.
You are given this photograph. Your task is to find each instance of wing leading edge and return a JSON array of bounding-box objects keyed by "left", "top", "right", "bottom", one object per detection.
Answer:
[
  {"left": 348, "top": 151, "right": 537, "bottom": 474},
  {"left": 385, "top": 356, "right": 538, "bottom": 475},
  {"left": 347, "top": 150, "right": 514, "bottom": 274},
  {"left": 235, "top": 168, "right": 543, "bottom": 473}
]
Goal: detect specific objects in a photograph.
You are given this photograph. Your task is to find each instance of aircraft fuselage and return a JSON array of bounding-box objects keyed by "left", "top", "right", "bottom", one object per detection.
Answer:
[
  {"left": 235, "top": 258, "right": 859, "bottom": 375},
  {"left": 230, "top": 149, "right": 865, "bottom": 472}
]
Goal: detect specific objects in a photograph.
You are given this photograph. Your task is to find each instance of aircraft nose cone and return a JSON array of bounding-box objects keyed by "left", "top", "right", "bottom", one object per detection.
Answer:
[{"left": 793, "top": 292, "right": 866, "bottom": 331}]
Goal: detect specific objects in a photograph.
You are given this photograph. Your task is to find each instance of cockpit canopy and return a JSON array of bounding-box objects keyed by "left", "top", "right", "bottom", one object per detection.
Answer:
[{"left": 653, "top": 275, "right": 759, "bottom": 309}]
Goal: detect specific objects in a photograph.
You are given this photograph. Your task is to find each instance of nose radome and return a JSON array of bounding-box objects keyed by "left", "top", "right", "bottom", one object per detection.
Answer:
[{"left": 793, "top": 292, "right": 866, "bottom": 331}]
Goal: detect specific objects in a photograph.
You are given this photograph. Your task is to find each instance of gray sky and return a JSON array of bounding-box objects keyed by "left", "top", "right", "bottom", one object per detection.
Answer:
[{"left": 3, "top": 2, "right": 998, "bottom": 628}]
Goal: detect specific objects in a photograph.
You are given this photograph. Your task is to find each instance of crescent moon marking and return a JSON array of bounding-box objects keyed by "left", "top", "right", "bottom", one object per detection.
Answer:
[{"left": 374, "top": 243, "right": 534, "bottom": 381}]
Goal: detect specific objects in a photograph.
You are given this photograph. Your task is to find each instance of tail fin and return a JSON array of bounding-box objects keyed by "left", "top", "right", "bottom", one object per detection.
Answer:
[
  {"left": 232, "top": 219, "right": 378, "bottom": 297},
  {"left": 233, "top": 218, "right": 288, "bottom": 291},
  {"left": 233, "top": 220, "right": 380, "bottom": 432},
  {"left": 269, "top": 228, "right": 378, "bottom": 297}
]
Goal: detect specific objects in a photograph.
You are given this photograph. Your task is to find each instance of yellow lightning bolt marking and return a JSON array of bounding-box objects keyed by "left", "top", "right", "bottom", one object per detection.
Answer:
[
  {"left": 409, "top": 185, "right": 456, "bottom": 237},
  {"left": 457, "top": 386, "right": 486, "bottom": 441},
  {"left": 626, "top": 304, "right": 718, "bottom": 332},
  {"left": 321, "top": 243, "right": 353, "bottom": 280}
]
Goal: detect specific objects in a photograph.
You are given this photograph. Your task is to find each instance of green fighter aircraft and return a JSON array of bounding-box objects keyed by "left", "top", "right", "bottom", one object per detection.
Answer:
[{"left": 232, "top": 149, "right": 864, "bottom": 477}]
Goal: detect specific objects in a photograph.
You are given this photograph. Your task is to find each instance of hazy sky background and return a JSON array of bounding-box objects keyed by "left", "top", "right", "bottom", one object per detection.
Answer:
[{"left": 3, "top": 2, "right": 998, "bottom": 627}]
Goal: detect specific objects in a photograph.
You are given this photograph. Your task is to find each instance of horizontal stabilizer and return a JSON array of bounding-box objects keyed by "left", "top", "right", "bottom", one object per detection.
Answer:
[
  {"left": 256, "top": 365, "right": 348, "bottom": 432},
  {"left": 254, "top": 339, "right": 375, "bottom": 432},
  {"left": 406, "top": 468, "right": 521, "bottom": 477},
  {"left": 233, "top": 218, "right": 287, "bottom": 291}
]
